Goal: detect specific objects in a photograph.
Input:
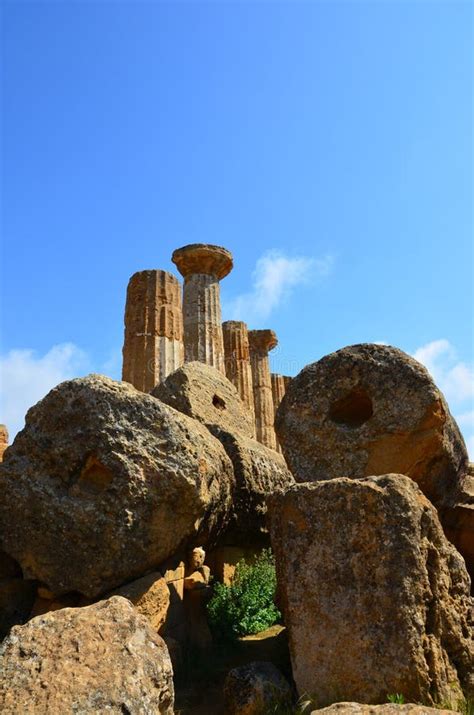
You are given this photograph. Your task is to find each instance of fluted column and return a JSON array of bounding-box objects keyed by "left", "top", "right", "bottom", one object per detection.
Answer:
[
  {"left": 271, "top": 373, "right": 287, "bottom": 454},
  {"left": 172, "top": 244, "right": 233, "bottom": 374},
  {"left": 122, "top": 270, "right": 184, "bottom": 392},
  {"left": 283, "top": 375, "right": 292, "bottom": 391},
  {"left": 0, "top": 425, "right": 8, "bottom": 462},
  {"left": 222, "top": 321, "right": 255, "bottom": 422},
  {"left": 248, "top": 330, "right": 278, "bottom": 450}
]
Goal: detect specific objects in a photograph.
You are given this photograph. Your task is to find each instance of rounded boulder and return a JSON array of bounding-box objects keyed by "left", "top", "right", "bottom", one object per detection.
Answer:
[
  {"left": 0, "top": 596, "right": 174, "bottom": 714},
  {"left": 152, "top": 361, "right": 255, "bottom": 438},
  {"left": 0, "top": 374, "right": 234, "bottom": 597},
  {"left": 276, "top": 344, "right": 468, "bottom": 508}
]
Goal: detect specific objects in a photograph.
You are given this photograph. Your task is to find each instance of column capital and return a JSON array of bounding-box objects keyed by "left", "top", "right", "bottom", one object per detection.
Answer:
[
  {"left": 248, "top": 329, "right": 278, "bottom": 353},
  {"left": 172, "top": 244, "right": 233, "bottom": 280},
  {"left": 222, "top": 320, "right": 247, "bottom": 331}
]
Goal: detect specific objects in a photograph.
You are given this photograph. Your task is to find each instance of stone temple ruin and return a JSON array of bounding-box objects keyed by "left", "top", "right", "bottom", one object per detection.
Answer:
[
  {"left": 121, "top": 243, "right": 290, "bottom": 454},
  {"left": 0, "top": 243, "right": 472, "bottom": 714}
]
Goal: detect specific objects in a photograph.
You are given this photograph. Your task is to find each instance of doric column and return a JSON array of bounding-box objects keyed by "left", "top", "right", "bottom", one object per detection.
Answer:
[
  {"left": 222, "top": 321, "right": 255, "bottom": 420},
  {"left": 172, "top": 244, "right": 233, "bottom": 374},
  {"left": 283, "top": 375, "right": 292, "bottom": 391},
  {"left": 248, "top": 330, "right": 278, "bottom": 450},
  {"left": 271, "top": 373, "right": 286, "bottom": 408},
  {"left": 122, "top": 270, "right": 184, "bottom": 392},
  {"left": 0, "top": 425, "right": 8, "bottom": 462},
  {"left": 271, "top": 373, "right": 287, "bottom": 454}
]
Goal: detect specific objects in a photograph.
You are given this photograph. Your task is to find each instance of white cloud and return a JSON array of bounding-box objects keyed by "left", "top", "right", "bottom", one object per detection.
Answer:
[
  {"left": 0, "top": 343, "right": 91, "bottom": 442},
  {"left": 413, "top": 339, "right": 474, "bottom": 405},
  {"left": 413, "top": 339, "right": 474, "bottom": 457},
  {"left": 223, "top": 250, "right": 334, "bottom": 323}
]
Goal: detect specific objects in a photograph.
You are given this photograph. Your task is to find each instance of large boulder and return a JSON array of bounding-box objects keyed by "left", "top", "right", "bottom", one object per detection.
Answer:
[
  {"left": 152, "top": 360, "right": 255, "bottom": 438},
  {"left": 0, "top": 596, "right": 174, "bottom": 714},
  {"left": 108, "top": 571, "right": 170, "bottom": 633},
  {"left": 0, "top": 374, "right": 234, "bottom": 597},
  {"left": 276, "top": 344, "right": 468, "bottom": 509},
  {"left": 154, "top": 362, "right": 294, "bottom": 542},
  {"left": 268, "top": 475, "right": 474, "bottom": 707},
  {"left": 312, "top": 705, "right": 457, "bottom": 715},
  {"left": 223, "top": 661, "right": 292, "bottom": 715},
  {"left": 442, "top": 464, "right": 474, "bottom": 585},
  {"left": 213, "top": 429, "right": 294, "bottom": 543}
]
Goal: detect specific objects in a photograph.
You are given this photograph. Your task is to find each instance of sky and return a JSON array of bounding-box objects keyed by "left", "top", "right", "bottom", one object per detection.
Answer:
[{"left": 1, "top": 0, "right": 473, "bottom": 454}]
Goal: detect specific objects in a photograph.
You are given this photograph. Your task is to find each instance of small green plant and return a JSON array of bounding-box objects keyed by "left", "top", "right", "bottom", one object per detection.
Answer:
[
  {"left": 387, "top": 694, "right": 405, "bottom": 704},
  {"left": 206, "top": 548, "right": 281, "bottom": 640}
]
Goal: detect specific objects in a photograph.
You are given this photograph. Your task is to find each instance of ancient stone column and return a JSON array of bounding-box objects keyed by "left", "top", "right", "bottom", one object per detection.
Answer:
[
  {"left": 271, "top": 373, "right": 287, "bottom": 454},
  {"left": 0, "top": 425, "right": 8, "bottom": 462},
  {"left": 222, "top": 321, "right": 255, "bottom": 419},
  {"left": 122, "top": 270, "right": 184, "bottom": 392},
  {"left": 271, "top": 373, "right": 286, "bottom": 410},
  {"left": 248, "top": 330, "right": 278, "bottom": 450},
  {"left": 172, "top": 244, "right": 233, "bottom": 373}
]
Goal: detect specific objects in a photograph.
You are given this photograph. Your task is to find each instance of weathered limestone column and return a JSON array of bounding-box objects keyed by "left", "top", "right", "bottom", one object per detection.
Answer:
[
  {"left": 271, "top": 373, "right": 286, "bottom": 410},
  {"left": 222, "top": 321, "right": 255, "bottom": 419},
  {"left": 271, "top": 373, "right": 287, "bottom": 454},
  {"left": 122, "top": 270, "right": 184, "bottom": 392},
  {"left": 172, "top": 244, "right": 233, "bottom": 373},
  {"left": 248, "top": 330, "right": 278, "bottom": 450},
  {"left": 0, "top": 425, "right": 8, "bottom": 462}
]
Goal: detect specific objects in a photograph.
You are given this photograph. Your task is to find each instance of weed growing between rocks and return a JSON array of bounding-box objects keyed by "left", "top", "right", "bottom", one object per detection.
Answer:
[
  {"left": 207, "top": 549, "right": 280, "bottom": 640},
  {"left": 387, "top": 694, "right": 405, "bottom": 704}
]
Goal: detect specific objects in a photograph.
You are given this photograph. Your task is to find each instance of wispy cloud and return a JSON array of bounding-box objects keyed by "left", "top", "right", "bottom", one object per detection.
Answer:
[
  {"left": 223, "top": 250, "right": 334, "bottom": 324},
  {"left": 413, "top": 339, "right": 474, "bottom": 405},
  {"left": 413, "top": 338, "right": 474, "bottom": 457},
  {"left": 0, "top": 343, "right": 90, "bottom": 441}
]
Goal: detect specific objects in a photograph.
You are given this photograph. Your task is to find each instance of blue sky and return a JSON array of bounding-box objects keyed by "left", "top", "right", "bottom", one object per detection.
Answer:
[{"left": 1, "top": 0, "right": 473, "bottom": 453}]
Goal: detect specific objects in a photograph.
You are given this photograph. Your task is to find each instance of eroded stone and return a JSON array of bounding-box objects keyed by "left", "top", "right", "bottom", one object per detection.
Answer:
[
  {"left": 172, "top": 244, "right": 233, "bottom": 372},
  {"left": 0, "top": 596, "right": 174, "bottom": 714},
  {"left": 0, "top": 374, "right": 234, "bottom": 597},
  {"left": 249, "top": 330, "right": 278, "bottom": 451},
  {"left": 122, "top": 269, "right": 184, "bottom": 392},
  {"left": 276, "top": 344, "right": 468, "bottom": 510},
  {"left": 269, "top": 475, "right": 474, "bottom": 706}
]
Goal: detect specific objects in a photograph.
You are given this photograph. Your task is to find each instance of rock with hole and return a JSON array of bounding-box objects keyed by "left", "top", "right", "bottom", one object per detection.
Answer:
[
  {"left": 0, "top": 374, "right": 234, "bottom": 597},
  {"left": 153, "top": 362, "right": 294, "bottom": 541},
  {"left": 152, "top": 360, "right": 255, "bottom": 438},
  {"left": 275, "top": 344, "right": 468, "bottom": 510}
]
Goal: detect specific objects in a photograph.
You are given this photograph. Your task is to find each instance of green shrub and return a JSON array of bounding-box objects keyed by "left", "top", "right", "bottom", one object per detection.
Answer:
[
  {"left": 387, "top": 694, "right": 405, "bottom": 704},
  {"left": 206, "top": 548, "right": 281, "bottom": 640}
]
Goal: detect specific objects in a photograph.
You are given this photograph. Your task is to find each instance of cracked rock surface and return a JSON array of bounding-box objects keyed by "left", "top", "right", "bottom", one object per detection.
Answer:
[
  {"left": 269, "top": 474, "right": 474, "bottom": 707},
  {"left": 0, "top": 374, "right": 234, "bottom": 597},
  {"left": 0, "top": 596, "right": 174, "bottom": 714}
]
